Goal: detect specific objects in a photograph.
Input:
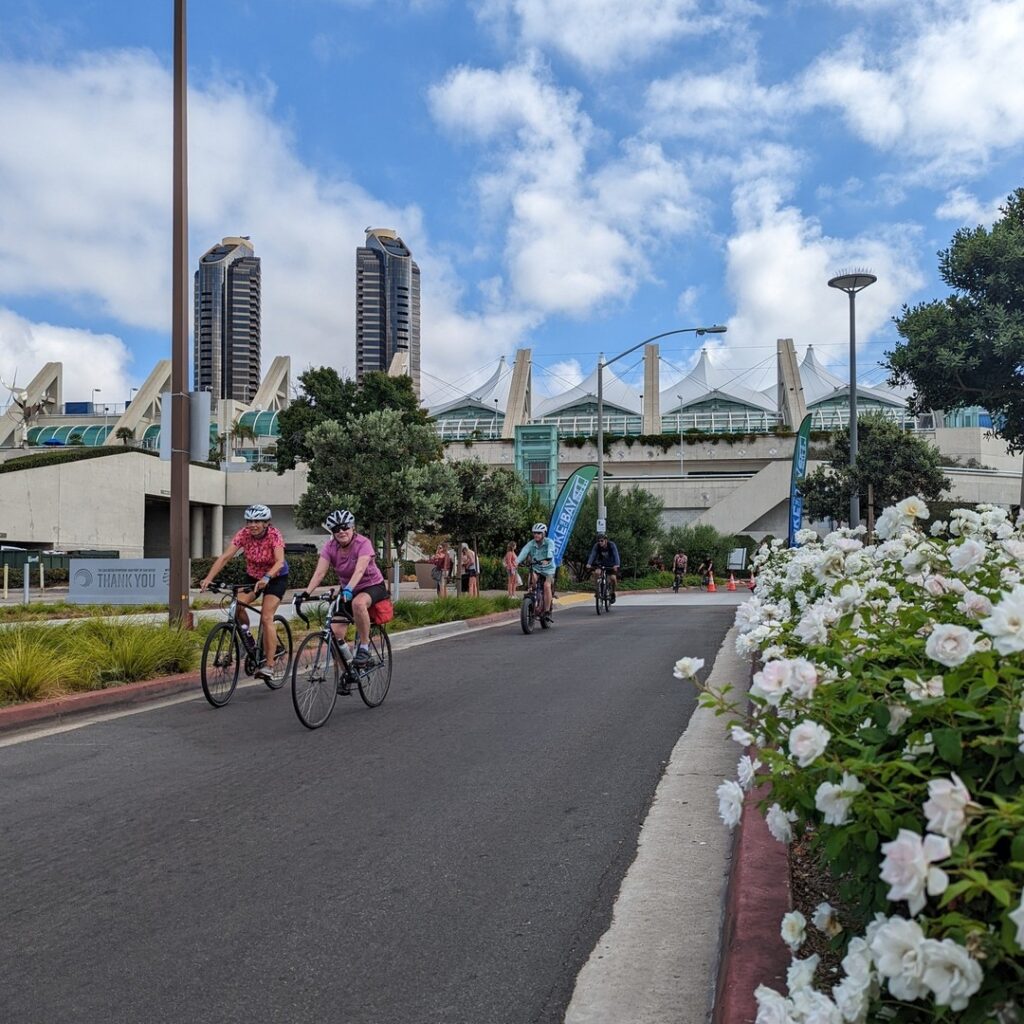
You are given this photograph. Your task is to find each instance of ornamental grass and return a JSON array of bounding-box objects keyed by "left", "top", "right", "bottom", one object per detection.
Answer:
[{"left": 685, "top": 498, "right": 1024, "bottom": 1021}]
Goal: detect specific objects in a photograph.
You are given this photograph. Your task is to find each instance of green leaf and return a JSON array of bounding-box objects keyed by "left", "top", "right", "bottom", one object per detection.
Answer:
[{"left": 934, "top": 728, "right": 964, "bottom": 766}]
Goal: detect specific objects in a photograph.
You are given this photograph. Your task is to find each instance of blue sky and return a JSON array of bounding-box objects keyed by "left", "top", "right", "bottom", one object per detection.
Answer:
[{"left": 0, "top": 0, "right": 1021, "bottom": 409}]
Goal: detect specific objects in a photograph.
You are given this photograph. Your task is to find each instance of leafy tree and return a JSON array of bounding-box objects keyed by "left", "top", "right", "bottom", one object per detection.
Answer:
[
  {"left": 799, "top": 411, "right": 949, "bottom": 524},
  {"left": 887, "top": 187, "right": 1024, "bottom": 451},
  {"left": 295, "top": 409, "right": 454, "bottom": 565},
  {"left": 437, "top": 461, "right": 534, "bottom": 558},
  {"left": 276, "top": 367, "right": 427, "bottom": 472},
  {"left": 114, "top": 426, "right": 135, "bottom": 446},
  {"left": 563, "top": 485, "right": 663, "bottom": 581},
  {"left": 659, "top": 524, "right": 737, "bottom": 576}
]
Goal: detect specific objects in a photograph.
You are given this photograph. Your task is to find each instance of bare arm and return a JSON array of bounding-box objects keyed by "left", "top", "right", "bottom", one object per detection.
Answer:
[
  {"left": 346, "top": 554, "right": 372, "bottom": 592},
  {"left": 304, "top": 555, "right": 332, "bottom": 594},
  {"left": 200, "top": 544, "right": 239, "bottom": 589}
]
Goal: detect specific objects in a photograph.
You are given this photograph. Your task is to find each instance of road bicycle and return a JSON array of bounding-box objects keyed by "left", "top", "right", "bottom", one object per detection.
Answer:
[
  {"left": 593, "top": 567, "right": 612, "bottom": 615},
  {"left": 291, "top": 589, "right": 393, "bottom": 729},
  {"left": 520, "top": 562, "right": 553, "bottom": 634},
  {"left": 199, "top": 583, "right": 293, "bottom": 708}
]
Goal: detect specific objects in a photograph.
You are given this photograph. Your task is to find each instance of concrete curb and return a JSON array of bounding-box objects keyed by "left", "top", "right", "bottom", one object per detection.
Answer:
[
  {"left": 712, "top": 783, "right": 792, "bottom": 1024},
  {"left": 563, "top": 625, "right": 750, "bottom": 1024},
  {"left": 0, "top": 600, "right": 585, "bottom": 732}
]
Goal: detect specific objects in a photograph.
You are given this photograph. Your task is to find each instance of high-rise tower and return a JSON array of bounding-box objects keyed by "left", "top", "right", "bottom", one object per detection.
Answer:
[
  {"left": 194, "top": 236, "right": 261, "bottom": 405},
  {"left": 355, "top": 228, "right": 420, "bottom": 396}
]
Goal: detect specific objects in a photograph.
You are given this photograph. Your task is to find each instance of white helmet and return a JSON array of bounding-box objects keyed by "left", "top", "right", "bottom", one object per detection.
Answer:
[
  {"left": 532, "top": 522, "right": 548, "bottom": 534},
  {"left": 244, "top": 504, "right": 272, "bottom": 522},
  {"left": 324, "top": 509, "right": 355, "bottom": 532}
]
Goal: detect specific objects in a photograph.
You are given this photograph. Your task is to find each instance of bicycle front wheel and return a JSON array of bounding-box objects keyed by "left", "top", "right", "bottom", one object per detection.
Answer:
[
  {"left": 595, "top": 581, "right": 603, "bottom": 615},
  {"left": 520, "top": 594, "right": 535, "bottom": 634},
  {"left": 357, "top": 626, "right": 392, "bottom": 708},
  {"left": 261, "top": 615, "right": 293, "bottom": 690},
  {"left": 291, "top": 633, "right": 338, "bottom": 729},
  {"left": 201, "top": 623, "right": 240, "bottom": 708}
]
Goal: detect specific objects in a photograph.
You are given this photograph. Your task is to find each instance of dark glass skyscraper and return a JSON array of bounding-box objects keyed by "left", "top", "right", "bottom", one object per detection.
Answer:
[
  {"left": 194, "top": 236, "right": 261, "bottom": 405},
  {"left": 356, "top": 228, "right": 420, "bottom": 396}
]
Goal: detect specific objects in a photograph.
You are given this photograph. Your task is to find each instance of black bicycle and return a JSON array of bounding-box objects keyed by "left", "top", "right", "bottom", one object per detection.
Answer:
[
  {"left": 520, "top": 562, "right": 553, "bottom": 634},
  {"left": 594, "top": 567, "right": 612, "bottom": 615},
  {"left": 199, "top": 583, "right": 293, "bottom": 707},
  {"left": 290, "top": 590, "right": 392, "bottom": 729}
]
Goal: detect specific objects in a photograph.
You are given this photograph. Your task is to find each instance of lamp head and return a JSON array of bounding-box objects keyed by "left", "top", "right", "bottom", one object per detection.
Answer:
[{"left": 695, "top": 325, "right": 727, "bottom": 335}]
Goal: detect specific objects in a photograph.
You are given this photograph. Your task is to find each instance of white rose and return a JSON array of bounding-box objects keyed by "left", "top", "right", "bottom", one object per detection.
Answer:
[
  {"left": 930, "top": 520, "right": 948, "bottom": 536},
  {"left": 886, "top": 703, "right": 912, "bottom": 734},
  {"left": 752, "top": 660, "right": 792, "bottom": 705},
  {"left": 1002, "top": 538, "right": 1024, "bottom": 561},
  {"left": 923, "top": 773, "right": 972, "bottom": 844},
  {"left": 737, "top": 754, "right": 762, "bottom": 791},
  {"left": 766, "top": 802, "right": 798, "bottom": 844},
  {"left": 958, "top": 591, "right": 993, "bottom": 619},
  {"left": 672, "top": 656, "right": 705, "bottom": 680},
  {"left": 786, "top": 954, "right": 820, "bottom": 994},
  {"left": 730, "top": 724, "right": 755, "bottom": 747},
  {"left": 814, "top": 773, "right": 863, "bottom": 826},
  {"left": 781, "top": 910, "right": 807, "bottom": 952},
  {"left": 790, "top": 989, "right": 842, "bottom": 1024},
  {"left": 869, "top": 916, "right": 928, "bottom": 1001},
  {"left": 1009, "top": 888, "right": 1024, "bottom": 947},
  {"left": 949, "top": 538, "right": 987, "bottom": 574},
  {"left": 922, "top": 575, "right": 947, "bottom": 597},
  {"left": 980, "top": 586, "right": 1024, "bottom": 655},
  {"left": 896, "top": 496, "right": 929, "bottom": 521},
  {"left": 839, "top": 937, "right": 871, "bottom": 984},
  {"left": 920, "top": 937, "right": 984, "bottom": 1011},
  {"left": 717, "top": 779, "right": 745, "bottom": 828},
  {"left": 811, "top": 901, "right": 843, "bottom": 937},
  {"left": 832, "top": 975, "right": 870, "bottom": 1024},
  {"left": 879, "top": 829, "right": 951, "bottom": 915},
  {"left": 789, "top": 658, "right": 819, "bottom": 699},
  {"left": 902, "top": 675, "right": 944, "bottom": 701},
  {"left": 789, "top": 720, "right": 831, "bottom": 767},
  {"left": 754, "top": 985, "right": 795, "bottom": 1024},
  {"left": 925, "top": 623, "right": 978, "bottom": 668}
]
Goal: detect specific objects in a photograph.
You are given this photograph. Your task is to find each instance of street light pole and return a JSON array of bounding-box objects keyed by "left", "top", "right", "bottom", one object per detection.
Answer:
[
  {"left": 677, "top": 394, "right": 685, "bottom": 476},
  {"left": 597, "top": 325, "right": 726, "bottom": 534},
  {"left": 827, "top": 271, "right": 876, "bottom": 527}
]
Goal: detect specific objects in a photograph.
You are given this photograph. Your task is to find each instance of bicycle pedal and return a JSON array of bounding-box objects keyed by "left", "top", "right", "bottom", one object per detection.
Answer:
[{"left": 337, "top": 681, "right": 352, "bottom": 696}]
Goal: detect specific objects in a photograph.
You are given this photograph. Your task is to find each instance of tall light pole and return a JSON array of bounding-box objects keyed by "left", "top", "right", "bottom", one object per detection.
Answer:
[
  {"left": 91, "top": 388, "right": 102, "bottom": 413},
  {"left": 169, "top": 0, "right": 191, "bottom": 625},
  {"left": 827, "top": 270, "right": 876, "bottom": 527},
  {"left": 597, "top": 325, "right": 726, "bottom": 533},
  {"left": 677, "top": 394, "right": 685, "bottom": 476}
]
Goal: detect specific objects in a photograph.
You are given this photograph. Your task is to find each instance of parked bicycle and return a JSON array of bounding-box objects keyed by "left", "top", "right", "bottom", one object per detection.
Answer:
[
  {"left": 291, "top": 589, "right": 392, "bottom": 729},
  {"left": 199, "top": 583, "right": 293, "bottom": 707},
  {"left": 520, "top": 562, "right": 553, "bottom": 634},
  {"left": 594, "top": 567, "right": 612, "bottom": 615}
]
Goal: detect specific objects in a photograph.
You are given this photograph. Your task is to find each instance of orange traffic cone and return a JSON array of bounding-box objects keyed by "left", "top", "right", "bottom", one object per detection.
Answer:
[
  {"left": 707, "top": 575, "right": 717, "bottom": 593},
  {"left": 727, "top": 573, "right": 737, "bottom": 591}
]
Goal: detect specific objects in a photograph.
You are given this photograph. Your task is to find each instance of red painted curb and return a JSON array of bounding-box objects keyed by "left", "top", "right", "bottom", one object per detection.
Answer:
[
  {"left": 0, "top": 670, "right": 201, "bottom": 732},
  {"left": 464, "top": 609, "right": 520, "bottom": 627},
  {"left": 713, "top": 783, "right": 792, "bottom": 1023}
]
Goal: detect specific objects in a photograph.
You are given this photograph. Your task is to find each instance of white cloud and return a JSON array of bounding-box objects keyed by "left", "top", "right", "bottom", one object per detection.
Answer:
[
  {"left": 804, "top": 0, "right": 1024, "bottom": 173},
  {"left": 429, "top": 59, "right": 700, "bottom": 317},
  {"left": 0, "top": 308, "right": 133, "bottom": 406},
  {"left": 0, "top": 50, "right": 526, "bottom": 390},
  {"left": 718, "top": 176, "right": 924, "bottom": 369},
  {"left": 473, "top": 0, "right": 755, "bottom": 71},
  {"left": 935, "top": 187, "right": 1007, "bottom": 227}
]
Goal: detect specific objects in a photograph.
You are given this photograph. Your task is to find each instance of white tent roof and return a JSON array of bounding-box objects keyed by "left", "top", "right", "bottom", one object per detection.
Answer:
[
  {"left": 533, "top": 362, "right": 641, "bottom": 418},
  {"left": 427, "top": 357, "right": 513, "bottom": 416},
  {"left": 787, "top": 346, "right": 905, "bottom": 408},
  {"left": 660, "top": 349, "right": 776, "bottom": 414}
]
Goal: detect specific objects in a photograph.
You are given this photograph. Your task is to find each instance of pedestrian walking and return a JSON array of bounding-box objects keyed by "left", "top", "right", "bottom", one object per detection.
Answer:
[{"left": 503, "top": 541, "right": 519, "bottom": 597}]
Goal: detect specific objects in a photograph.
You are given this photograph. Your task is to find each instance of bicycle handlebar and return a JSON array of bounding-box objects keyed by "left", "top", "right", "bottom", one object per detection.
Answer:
[
  {"left": 292, "top": 588, "right": 340, "bottom": 626},
  {"left": 205, "top": 582, "right": 255, "bottom": 595}
]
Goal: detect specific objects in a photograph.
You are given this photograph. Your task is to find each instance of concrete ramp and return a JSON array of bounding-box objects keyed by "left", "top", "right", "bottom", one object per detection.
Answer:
[{"left": 691, "top": 459, "right": 791, "bottom": 535}]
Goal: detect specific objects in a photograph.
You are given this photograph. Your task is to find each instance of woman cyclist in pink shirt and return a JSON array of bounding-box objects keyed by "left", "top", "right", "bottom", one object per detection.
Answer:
[
  {"left": 199, "top": 504, "right": 289, "bottom": 680},
  {"left": 301, "top": 509, "right": 387, "bottom": 667}
]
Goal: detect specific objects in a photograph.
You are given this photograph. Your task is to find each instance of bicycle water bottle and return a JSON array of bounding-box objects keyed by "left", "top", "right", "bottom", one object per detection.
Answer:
[
  {"left": 339, "top": 642, "right": 354, "bottom": 667},
  {"left": 240, "top": 623, "right": 257, "bottom": 655}
]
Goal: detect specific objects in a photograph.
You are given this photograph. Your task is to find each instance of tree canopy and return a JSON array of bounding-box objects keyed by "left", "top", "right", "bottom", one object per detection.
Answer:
[
  {"left": 562, "top": 485, "right": 663, "bottom": 580},
  {"left": 798, "top": 412, "right": 949, "bottom": 524},
  {"left": 887, "top": 187, "right": 1024, "bottom": 452},
  {"left": 436, "top": 461, "right": 535, "bottom": 555},
  {"left": 276, "top": 368, "right": 428, "bottom": 472}
]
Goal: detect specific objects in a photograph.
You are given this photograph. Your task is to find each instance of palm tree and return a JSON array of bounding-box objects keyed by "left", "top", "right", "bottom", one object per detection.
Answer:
[{"left": 115, "top": 426, "right": 135, "bottom": 447}]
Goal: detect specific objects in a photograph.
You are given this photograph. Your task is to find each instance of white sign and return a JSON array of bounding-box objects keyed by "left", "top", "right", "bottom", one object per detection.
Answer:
[
  {"left": 726, "top": 547, "right": 748, "bottom": 570},
  {"left": 69, "top": 559, "right": 171, "bottom": 604},
  {"left": 596, "top": 517, "right": 606, "bottom": 534}
]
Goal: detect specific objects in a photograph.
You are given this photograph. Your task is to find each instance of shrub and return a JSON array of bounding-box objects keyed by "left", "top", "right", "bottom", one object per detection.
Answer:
[
  {"left": 692, "top": 499, "right": 1024, "bottom": 1019},
  {"left": 0, "top": 629, "right": 77, "bottom": 702}
]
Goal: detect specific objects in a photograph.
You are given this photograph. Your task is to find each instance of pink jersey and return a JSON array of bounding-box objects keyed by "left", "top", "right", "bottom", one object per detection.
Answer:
[
  {"left": 231, "top": 525, "right": 288, "bottom": 579},
  {"left": 320, "top": 533, "right": 384, "bottom": 590}
]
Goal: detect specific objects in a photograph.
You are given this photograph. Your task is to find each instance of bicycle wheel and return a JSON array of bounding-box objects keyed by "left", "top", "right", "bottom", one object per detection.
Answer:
[
  {"left": 200, "top": 623, "right": 240, "bottom": 708},
  {"left": 540, "top": 601, "right": 551, "bottom": 629},
  {"left": 357, "top": 626, "right": 392, "bottom": 708},
  {"left": 595, "top": 580, "right": 603, "bottom": 615},
  {"left": 291, "top": 633, "right": 338, "bottom": 729},
  {"left": 260, "top": 615, "right": 292, "bottom": 690},
  {"left": 520, "top": 594, "right": 535, "bottom": 634}
]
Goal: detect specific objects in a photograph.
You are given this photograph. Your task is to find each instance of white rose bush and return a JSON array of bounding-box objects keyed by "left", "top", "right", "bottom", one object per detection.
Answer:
[{"left": 696, "top": 500, "right": 1024, "bottom": 1021}]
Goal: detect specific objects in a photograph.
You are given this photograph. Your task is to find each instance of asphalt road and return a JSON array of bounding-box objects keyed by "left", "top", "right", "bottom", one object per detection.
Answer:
[{"left": 1, "top": 597, "right": 735, "bottom": 1024}]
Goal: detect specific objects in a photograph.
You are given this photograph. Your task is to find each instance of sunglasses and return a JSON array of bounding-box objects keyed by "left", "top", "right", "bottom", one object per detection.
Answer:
[{"left": 332, "top": 526, "right": 353, "bottom": 534}]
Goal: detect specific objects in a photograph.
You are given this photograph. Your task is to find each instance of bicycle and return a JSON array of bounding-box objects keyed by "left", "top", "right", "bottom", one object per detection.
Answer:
[
  {"left": 593, "top": 567, "right": 612, "bottom": 614},
  {"left": 520, "top": 562, "right": 553, "bottom": 634},
  {"left": 199, "top": 583, "right": 293, "bottom": 708},
  {"left": 290, "top": 589, "right": 393, "bottom": 729}
]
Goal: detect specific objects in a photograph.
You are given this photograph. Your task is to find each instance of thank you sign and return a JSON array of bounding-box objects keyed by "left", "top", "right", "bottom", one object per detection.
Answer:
[{"left": 69, "top": 559, "right": 171, "bottom": 605}]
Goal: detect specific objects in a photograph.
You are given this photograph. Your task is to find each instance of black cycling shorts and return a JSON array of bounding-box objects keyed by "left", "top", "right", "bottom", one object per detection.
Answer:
[
  {"left": 247, "top": 573, "right": 289, "bottom": 599},
  {"left": 351, "top": 582, "right": 388, "bottom": 606}
]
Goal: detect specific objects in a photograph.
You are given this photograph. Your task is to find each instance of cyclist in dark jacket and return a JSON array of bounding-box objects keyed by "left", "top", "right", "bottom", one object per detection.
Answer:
[{"left": 586, "top": 535, "right": 621, "bottom": 604}]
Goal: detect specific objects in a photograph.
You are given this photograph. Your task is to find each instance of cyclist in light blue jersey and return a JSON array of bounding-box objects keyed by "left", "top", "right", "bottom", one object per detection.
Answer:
[{"left": 516, "top": 522, "right": 556, "bottom": 621}]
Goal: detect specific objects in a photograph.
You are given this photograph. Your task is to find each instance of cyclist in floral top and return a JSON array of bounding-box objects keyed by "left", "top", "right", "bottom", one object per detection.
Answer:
[{"left": 200, "top": 504, "right": 289, "bottom": 680}]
